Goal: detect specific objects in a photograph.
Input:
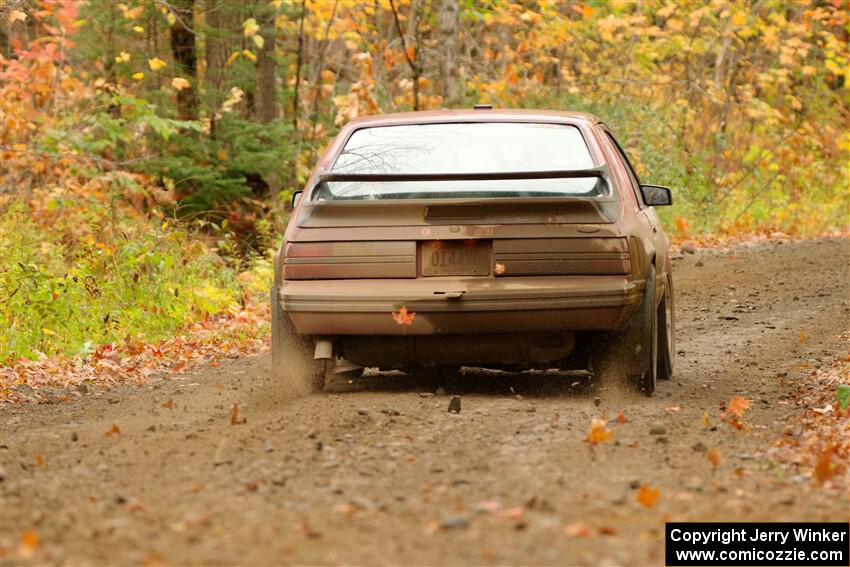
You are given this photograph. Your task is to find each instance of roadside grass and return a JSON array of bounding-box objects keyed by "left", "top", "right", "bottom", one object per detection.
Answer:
[
  {"left": 0, "top": 178, "right": 276, "bottom": 370},
  {"left": 0, "top": 302, "right": 270, "bottom": 403}
]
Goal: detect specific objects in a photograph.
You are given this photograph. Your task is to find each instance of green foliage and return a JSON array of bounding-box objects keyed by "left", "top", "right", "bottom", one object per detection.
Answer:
[
  {"left": 41, "top": 93, "right": 200, "bottom": 161},
  {"left": 531, "top": 92, "right": 847, "bottom": 236},
  {"left": 838, "top": 384, "right": 850, "bottom": 411},
  {"left": 38, "top": 88, "right": 296, "bottom": 250},
  {"left": 137, "top": 115, "right": 295, "bottom": 218},
  {"left": 0, "top": 200, "right": 241, "bottom": 363}
]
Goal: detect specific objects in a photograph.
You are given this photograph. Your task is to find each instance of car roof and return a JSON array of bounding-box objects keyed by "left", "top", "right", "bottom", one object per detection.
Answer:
[{"left": 346, "top": 108, "right": 602, "bottom": 127}]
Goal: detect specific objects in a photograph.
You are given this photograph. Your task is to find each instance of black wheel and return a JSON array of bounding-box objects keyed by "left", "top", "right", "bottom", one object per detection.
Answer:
[
  {"left": 631, "top": 263, "right": 658, "bottom": 395},
  {"left": 657, "top": 272, "right": 675, "bottom": 380},
  {"left": 590, "top": 264, "right": 658, "bottom": 396},
  {"left": 271, "top": 286, "right": 327, "bottom": 393}
]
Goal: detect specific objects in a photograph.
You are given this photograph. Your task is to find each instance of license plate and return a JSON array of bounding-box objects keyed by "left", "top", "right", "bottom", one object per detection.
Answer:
[{"left": 422, "top": 240, "right": 490, "bottom": 276}]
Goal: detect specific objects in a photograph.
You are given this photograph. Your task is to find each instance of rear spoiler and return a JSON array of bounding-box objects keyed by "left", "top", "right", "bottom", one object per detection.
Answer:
[{"left": 317, "top": 165, "right": 611, "bottom": 184}]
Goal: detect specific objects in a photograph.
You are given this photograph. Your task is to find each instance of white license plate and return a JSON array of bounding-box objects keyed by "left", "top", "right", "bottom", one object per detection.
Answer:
[{"left": 421, "top": 241, "right": 490, "bottom": 276}]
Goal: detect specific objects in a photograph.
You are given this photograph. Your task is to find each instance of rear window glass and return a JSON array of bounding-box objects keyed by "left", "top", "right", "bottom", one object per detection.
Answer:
[
  {"left": 315, "top": 122, "right": 603, "bottom": 201},
  {"left": 333, "top": 122, "right": 593, "bottom": 174}
]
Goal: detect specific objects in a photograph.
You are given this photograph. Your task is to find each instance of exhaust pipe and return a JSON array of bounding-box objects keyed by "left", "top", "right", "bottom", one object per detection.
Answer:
[
  {"left": 313, "top": 338, "right": 333, "bottom": 360},
  {"left": 316, "top": 339, "right": 364, "bottom": 377}
]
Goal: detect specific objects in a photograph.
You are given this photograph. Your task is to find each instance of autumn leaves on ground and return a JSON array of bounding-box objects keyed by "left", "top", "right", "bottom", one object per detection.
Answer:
[{"left": 2, "top": 238, "right": 849, "bottom": 565}]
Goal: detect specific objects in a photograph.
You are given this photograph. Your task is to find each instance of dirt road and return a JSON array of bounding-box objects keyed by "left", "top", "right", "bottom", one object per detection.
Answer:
[{"left": 3, "top": 238, "right": 848, "bottom": 566}]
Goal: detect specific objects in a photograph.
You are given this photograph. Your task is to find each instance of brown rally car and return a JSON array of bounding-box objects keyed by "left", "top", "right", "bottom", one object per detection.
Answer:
[{"left": 272, "top": 108, "right": 674, "bottom": 395}]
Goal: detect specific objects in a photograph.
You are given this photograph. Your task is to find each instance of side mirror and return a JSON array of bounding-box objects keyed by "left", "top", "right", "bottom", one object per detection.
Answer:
[
  {"left": 290, "top": 190, "right": 303, "bottom": 209},
  {"left": 640, "top": 184, "right": 672, "bottom": 206}
]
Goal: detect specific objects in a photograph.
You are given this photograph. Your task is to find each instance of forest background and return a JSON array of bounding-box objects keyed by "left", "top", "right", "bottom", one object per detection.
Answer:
[{"left": 1, "top": 0, "right": 847, "bottom": 370}]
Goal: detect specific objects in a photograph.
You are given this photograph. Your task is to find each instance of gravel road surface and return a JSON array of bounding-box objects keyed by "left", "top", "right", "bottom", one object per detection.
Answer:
[{"left": 2, "top": 238, "right": 848, "bottom": 565}]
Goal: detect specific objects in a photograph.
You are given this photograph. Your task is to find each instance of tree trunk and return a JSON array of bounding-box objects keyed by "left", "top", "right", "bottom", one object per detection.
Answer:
[
  {"left": 170, "top": 0, "right": 199, "bottom": 121},
  {"left": 254, "top": 4, "right": 278, "bottom": 123},
  {"left": 436, "top": 0, "right": 460, "bottom": 106},
  {"left": 389, "top": 0, "right": 420, "bottom": 110},
  {"left": 291, "top": 0, "right": 306, "bottom": 130},
  {"left": 0, "top": 20, "right": 10, "bottom": 59},
  {"left": 205, "top": 0, "right": 226, "bottom": 124}
]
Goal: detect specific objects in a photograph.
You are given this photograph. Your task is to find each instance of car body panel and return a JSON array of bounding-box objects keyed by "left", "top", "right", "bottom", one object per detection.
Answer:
[
  {"left": 281, "top": 274, "right": 641, "bottom": 334},
  {"left": 273, "top": 109, "right": 671, "bottom": 369}
]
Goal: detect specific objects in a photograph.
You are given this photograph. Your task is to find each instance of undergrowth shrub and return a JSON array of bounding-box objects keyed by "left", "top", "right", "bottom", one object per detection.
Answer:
[
  {"left": 138, "top": 115, "right": 295, "bottom": 220},
  {"left": 0, "top": 189, "right": 252, "bottom": 363},
  {"left": 532, "top": 94, "right": 849, "bottom": 237}
]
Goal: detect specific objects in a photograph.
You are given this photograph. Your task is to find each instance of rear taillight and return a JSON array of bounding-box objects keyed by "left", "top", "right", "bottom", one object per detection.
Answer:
[
  {"left": 283, "top": 241, "right": 416, "bottom": 280},
  {"left": 493, "top": 237, "right": 631, "bottom": 276},
  {"left": 284, "top": 237, "right": 631, "bottom": 279}
]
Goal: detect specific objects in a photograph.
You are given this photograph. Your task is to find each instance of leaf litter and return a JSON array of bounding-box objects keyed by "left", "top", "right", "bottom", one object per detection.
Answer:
[
  {"left": 761, "top": 345, "right": 849, "bottom": 490},
  {"left": 1, "top": 304, "right": 269, "bottom": 403}
]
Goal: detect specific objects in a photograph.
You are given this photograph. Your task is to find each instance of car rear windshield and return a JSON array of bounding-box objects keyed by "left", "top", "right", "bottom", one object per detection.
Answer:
[{"left": 314, "top": 122, "right": 604, "bottom": 201}]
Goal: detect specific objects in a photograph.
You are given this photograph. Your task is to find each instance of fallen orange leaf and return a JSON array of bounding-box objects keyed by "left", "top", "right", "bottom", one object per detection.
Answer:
[
  {"left": 334, "top": 503, "right": 358, "bottom": 516},
  {"left": 392, "top": 306, "right": 416, "bottom": 326},
  {"left": 105, "top": 424, "right": 121, "bottom": 437},
  {"left": 564, "top": 522, "right": 591, "bottom": 537},
  {"left": 161, "top": 399, "right": 175, "bottom": 410},
  {"left": 813, "top": 448, "right": 837, "bottom": 485},
  {"left": 18, "top": 530, "right": 38, "bottom": 559},
  {"left": 617, "top": 410, "right": 626, "bottom": 424},
  {"left": 585, "top": 417, "right": 613, "bottom": 445},
  {"left": 635, "top": 485, "right": 660, "bottom": 508},
  {"left": 230, "top": 403, "right": 240, "bottom": 425},
  {"left": 706, "top": 448, "right": 723, "bottom": 469},
  {"left": 296, "top": 521, "right": 322, "bottom": 539},
  {"left": 727, "top": 396, "right": 750, "bottom": 418}
]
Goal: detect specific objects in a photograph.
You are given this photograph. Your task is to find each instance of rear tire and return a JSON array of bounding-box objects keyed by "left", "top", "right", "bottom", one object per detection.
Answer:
[
  {"left": 657, "top": 272, "right": 675, "bottom": 381},
  {"left": 632, "top": 264, "right": 658, "bottom": 396},
  {"left": 271, "top": 286, "right": 327, "bottom": 393},
  {"left": 590, "top": 263, "right": 658, "bottom": 396}
]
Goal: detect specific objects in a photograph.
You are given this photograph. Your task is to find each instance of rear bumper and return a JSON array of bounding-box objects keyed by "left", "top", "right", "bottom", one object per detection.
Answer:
[{"left": 279, "top": 275, "right": 642, "bottom": 335}]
